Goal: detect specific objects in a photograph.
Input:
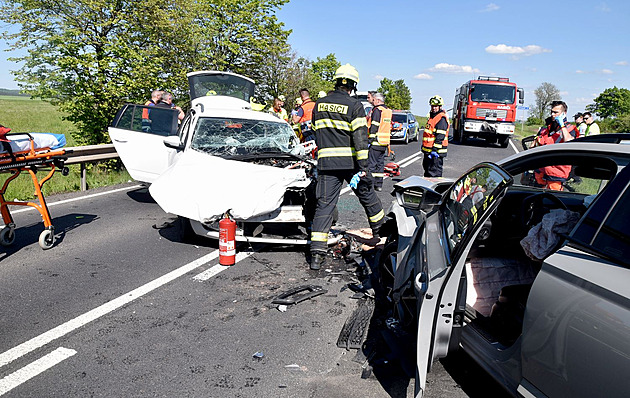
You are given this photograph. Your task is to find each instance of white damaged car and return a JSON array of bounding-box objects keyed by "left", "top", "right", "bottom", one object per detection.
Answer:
[{"left": 109, "top": 71, "right": 333, "bottom": 245}]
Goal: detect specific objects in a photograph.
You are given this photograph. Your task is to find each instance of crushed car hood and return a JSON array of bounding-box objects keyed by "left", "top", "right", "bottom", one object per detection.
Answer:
[{"left": 149, "top": 149, "right": 310, "bottom": 222}]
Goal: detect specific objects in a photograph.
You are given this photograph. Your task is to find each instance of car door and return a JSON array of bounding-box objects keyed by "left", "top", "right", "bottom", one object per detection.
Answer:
[
  {"left": 518, "top": 164, "right": 630, "bottom": 398},
  {"left": 108, "top": 104, "right": 179, "bottom": 183},
  {"left": 408, "top": 113, "right": 417, "bottom": 139},
  {"left": 414, "top": 163, "right": 513, "bottom": 397}
]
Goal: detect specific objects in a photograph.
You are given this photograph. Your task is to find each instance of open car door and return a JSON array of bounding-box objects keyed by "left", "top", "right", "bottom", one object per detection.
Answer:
[
  {"left": 108, "top": 104, "right": 179, "bottom": 183},
  {"left": 414, "top": 163, "right": 513, "bottom": 397}
]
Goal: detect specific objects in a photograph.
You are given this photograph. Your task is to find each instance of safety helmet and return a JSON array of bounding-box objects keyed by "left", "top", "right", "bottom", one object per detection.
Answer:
[
  {"left": 318, "top": 90, "right": 327, "bottom": 99},
  {"left": 429, "top": 95, "right": 444, "bottom": 106},
  {"left": 278, "top": 94, "right": 286, "bottom": 102},
  {"left": 295, "top": 97, "right": 303, "bottom": 105},
  {"left": 334, "top": 64, "right": 360, "bottom": 85},
  {"left": 205, "top": 89, "right": 217, "bottom": 96}
]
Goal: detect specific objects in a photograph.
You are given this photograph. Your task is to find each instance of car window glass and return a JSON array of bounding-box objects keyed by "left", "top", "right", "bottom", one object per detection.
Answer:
[
  {"left": 392, "top": 114, "right": 406, "bottom": 123},
  {"left": 442, "top": 166, "right": 511, "bottom": 255},
  {"left": 591, "top": 184, "right": 630, "bottom": 267},
  {"left": 513, "top": 166, "right": 606, "bottom": 196},
  {"left": 113, "top": 105, "right": 178, "bottom": 137},
  {"left": 191, "top": 117, "right": 296, "bottom": 157}
]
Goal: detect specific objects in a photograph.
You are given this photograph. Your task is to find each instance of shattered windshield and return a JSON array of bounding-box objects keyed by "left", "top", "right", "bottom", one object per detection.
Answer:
[
  {"left": 470, "top": 84, "right": 516, "bottom": 104},
  {"left": 190, "top": 117, "right": 298, "bottom": 157}
]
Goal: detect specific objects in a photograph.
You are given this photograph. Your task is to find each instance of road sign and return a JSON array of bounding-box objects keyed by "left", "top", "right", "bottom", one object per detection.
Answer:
[{"left": 517, "top": 106, "right": 529, "bottom": 110}]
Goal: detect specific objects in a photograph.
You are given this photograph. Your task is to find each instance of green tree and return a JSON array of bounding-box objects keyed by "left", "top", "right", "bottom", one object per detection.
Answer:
[
  {"left": 378, "top": 78, "right": 412, "bottom": 110},
  {"left": 0, "top": 0, "right": 290, "bottom": 145},
  {"left": 530, "top": 82, "right": 561, "bottom": 120},
  {"left": 591, "top": 87, "right": 630, "bottom": 119}
]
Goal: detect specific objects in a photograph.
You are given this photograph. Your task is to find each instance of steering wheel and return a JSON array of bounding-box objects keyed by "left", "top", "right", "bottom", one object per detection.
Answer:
[{"left": 520, "top": 192, "right": 567, "bottom": 231}]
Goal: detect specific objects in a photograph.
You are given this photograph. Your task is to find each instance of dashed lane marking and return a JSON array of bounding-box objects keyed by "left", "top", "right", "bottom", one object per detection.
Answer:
[{"left": 0, "top": 347, "right": 76, "bottom": 396}]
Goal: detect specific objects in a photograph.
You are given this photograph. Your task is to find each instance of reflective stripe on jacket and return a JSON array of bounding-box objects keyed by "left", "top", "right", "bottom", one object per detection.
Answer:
[
  {"left": 422, "top": 110, "right": 449, "bottom": 155},
  {"left": 312, "top": 89, "right": 369, "bottom": 171},
  {"left": 368, "top": 105, "right": 392, "bottom": 146}
]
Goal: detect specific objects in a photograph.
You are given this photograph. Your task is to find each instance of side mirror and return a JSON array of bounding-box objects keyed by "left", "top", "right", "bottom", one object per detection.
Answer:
[
  {"left": 399, "top": 187, "right": 442, "bottom": 211},
  {"left": 163, "top": 136, "right": 184, "bottom": 150},
  {"left": 518, "top": 88, "right": 525, "bottom": 104}
]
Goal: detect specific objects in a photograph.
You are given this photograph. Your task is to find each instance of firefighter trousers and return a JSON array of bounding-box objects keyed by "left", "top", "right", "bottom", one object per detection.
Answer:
[
  {"left": 310, "top": 170, "right": 385, "bottom": 254},
  {"left": 368, "top": 145, "right": 387, "bottom": 188},
  {"left": 422, "top": 154, "right": 444, "bottom": 177}
]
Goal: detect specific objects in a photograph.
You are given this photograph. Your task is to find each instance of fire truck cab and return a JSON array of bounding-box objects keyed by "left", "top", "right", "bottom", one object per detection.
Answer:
[{"left": 452, "top": 76, "right": 524, "bottom": 148}]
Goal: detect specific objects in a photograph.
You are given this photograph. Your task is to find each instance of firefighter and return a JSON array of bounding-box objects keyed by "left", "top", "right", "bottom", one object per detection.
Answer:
[
  {"left": 292, "top": 88, "right": 316, "bottom": 142},
  {"left": 421, "top": 95, "right": 449, "bottom": 177},
  {"left": 366, "top": 92, "right": 392, "bottom": 191},
  {"left": 309, "top": 64, "right": 385, "bottom": 270}
]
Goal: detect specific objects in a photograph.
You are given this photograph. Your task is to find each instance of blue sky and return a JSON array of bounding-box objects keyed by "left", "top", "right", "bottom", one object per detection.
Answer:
[
  {"left": 276, "top": 0, "right": 630, "bottom": 117},
  {"left": 1, "top": 0, "right": 628, "bottom": 118}
]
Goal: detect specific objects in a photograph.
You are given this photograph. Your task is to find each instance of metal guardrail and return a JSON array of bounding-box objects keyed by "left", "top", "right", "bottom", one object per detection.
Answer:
[{"left": 63, "top": 144, "right": 119, "bottom": 191}]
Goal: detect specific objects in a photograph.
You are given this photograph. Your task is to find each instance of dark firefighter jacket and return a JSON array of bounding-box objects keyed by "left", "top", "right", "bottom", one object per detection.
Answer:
[{"left": 312, "top": 89, "right": 369, "bottom": 171}]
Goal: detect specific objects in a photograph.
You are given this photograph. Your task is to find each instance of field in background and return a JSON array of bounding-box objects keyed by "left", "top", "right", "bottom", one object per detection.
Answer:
[{"left": 0, "top": 96, "right": 130, "bottom": 200}]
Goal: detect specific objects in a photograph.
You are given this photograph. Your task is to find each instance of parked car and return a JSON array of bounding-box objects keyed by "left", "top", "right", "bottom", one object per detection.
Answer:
[
  {"left": 109, "top": 71, "right": 338, "bottom": 245},
  {"left": 390, "top": 110, "right": 419, "bottom": 144},
  {"left": 377, "top": 142, "right": 630, "bottom": 397}
]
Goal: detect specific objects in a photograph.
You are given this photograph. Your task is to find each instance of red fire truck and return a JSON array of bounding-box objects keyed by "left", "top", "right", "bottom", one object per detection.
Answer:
[{"left": 452, "top": 76, "right": 524, "bottom": 147}]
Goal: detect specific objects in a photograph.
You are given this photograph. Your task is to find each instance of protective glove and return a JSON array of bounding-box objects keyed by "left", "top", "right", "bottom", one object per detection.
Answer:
[
  {"left": 554, "top": 113, "right": 566, "bottom": 128},
  {"left": 428, "top": 151, "right": 439, "bottom": 159},
  {"left": 349, "top": 171, "right": 365, "bottom": 189}
]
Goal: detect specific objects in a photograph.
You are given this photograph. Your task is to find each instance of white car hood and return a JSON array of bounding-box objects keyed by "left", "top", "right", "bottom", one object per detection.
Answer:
[{"left": 149, "top": 149, "right": 310, "bottom": 222}]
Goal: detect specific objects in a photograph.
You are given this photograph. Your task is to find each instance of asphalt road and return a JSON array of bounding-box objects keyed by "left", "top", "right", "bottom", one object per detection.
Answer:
[{"left": 0, "top": 135, "right": 521, "bottom": 397}]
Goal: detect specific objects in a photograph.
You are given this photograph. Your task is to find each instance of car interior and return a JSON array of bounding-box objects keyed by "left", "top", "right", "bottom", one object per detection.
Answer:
[{"left": 462, "top": 155, "right": 623, "bottom": 347}]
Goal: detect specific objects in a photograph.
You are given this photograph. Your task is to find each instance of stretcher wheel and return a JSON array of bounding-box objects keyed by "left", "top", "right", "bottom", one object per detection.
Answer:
[
  {"left": 0, "top": 227, "right": 15, "bottom": 247},
  {"left": 38, "top": 229, "right": 55, "bottom": 250}
]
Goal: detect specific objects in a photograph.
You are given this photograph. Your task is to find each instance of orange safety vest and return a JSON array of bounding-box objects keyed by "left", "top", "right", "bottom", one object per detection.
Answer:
[
  {"left": 422, "top": 110, "right": 449, "bottom": 153},
  {"left": 298, "top": 99, "right": 316, "bottom": 129},
  {"left": 368, "top": 105, "right": 392, "bottom": 146}
]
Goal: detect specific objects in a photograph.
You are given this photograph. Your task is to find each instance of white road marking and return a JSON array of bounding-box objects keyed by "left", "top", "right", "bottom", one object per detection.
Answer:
[
  {"left": 0, "top": 250, "right": 218, "bottom": 369},
  {"left": 193, "top": 250, "right": 255, "bottom": 281},
  {"left": 509, "top": 137, "right": 520, "bottom": 153},
  {"left": 0, "top": 347, "right": 76, "bottom": 396},
  {"left": 7, "top": 184, "right": 143, "bottom": 215}
]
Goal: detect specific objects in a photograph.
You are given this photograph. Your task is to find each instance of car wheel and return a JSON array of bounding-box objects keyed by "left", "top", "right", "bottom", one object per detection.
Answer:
[
  {"left": 404, "top": 132, "right": 409, "bottom": 145},
  {"left": 499, "top": 136, "right": 510, "bottom": 148},
  {"left": 453, "top": 126, "right": 462, "bottom": 143}
]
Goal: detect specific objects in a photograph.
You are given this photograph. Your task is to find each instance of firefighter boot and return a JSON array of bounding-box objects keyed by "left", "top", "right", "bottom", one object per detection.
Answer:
[{"left": 310, "top": 252, "right": 326, "bottom": 270}]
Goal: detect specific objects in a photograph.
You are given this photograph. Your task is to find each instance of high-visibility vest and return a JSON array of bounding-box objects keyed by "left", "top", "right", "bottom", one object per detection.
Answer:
[
  {"left": 298, "top": 99, "right": 316, "bottom": 130},
  {"left": 368, "top": 105, "right": 392, "bottom": 146},
  {"left": 422, "top": 110, "right": 449, "bottom": 154}
]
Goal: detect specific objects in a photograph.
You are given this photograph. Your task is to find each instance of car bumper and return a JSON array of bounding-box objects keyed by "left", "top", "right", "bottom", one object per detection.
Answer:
[{"left": 464, "top": 121, "right": 515, "bottom": 135}]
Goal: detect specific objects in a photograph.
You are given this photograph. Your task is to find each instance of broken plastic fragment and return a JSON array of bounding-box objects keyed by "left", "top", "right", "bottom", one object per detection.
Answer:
[
  {"left": 252, "top": 352, "right": 264, "bottom": 360},
  {"left": 277, "top": 305, "right": 288, "bottom": 312},
  {"left": 284, "top": 364, "right": 301, "bottom": 371}
]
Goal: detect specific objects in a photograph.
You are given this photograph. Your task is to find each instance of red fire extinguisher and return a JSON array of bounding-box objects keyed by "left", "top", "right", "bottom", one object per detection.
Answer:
[{"left": 219, "top": 211, "right": 236, "bottom": 266}]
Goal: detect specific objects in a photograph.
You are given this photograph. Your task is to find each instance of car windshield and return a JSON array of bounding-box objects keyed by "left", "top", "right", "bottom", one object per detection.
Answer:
[
  {"left": 470, "top": 84, "right": 515, "bottom": 104},
  {"left": 190, "top": 117, "right": 297, "bottom": 157},
  {"left": 392, "top": 114, "right": 407, "bottom": 123}
]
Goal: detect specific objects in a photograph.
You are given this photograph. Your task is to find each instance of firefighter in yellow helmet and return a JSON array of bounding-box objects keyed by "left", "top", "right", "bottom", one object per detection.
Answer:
[
  {"left": 366, "top": 91, "right": 391, "bottom": 191},
  {"left": 308, "top": 63, "right": 384, "bottom": 270},
  {"left": 422, "top": 95, "right": 450, "bottom": 177}
]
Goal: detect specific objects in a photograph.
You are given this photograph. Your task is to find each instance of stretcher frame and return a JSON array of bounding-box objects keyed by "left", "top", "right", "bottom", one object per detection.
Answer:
[{"left": 0, "top": 133, "right": 69, "bottom": 249}]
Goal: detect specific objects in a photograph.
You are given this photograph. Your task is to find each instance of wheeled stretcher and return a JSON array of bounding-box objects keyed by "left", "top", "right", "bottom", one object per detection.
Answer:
[{"left": 0, "top": 132, "right": 70, "bottom": 249}]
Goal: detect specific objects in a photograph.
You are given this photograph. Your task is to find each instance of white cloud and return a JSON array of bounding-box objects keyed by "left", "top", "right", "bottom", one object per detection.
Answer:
[
  {"left": 576, "top": 70, "right": 586, "bottom": 74},
  {"left": 615, "top": 61, "right": 628, "bottom": 66},
  {"left": 485, "top": 44, "right": 551, "bottom": 56},
  {"left": 598, "top": 2, "right": 611, "bottom": 12},
  {"left": 428, "top": 63, "right": 480, "bottom": 74},
  {"left": 577, "top": 69, "right": 615, "bottom": 75},
  {"left": 413, "top": 73, "right": 433, "bottom": 80},
  {"left": 559, "top": 91, "right": 569, "bottom": 96},
  {"left": 374, "top": 74, "right": 384, "bottom": 80},
  {"left": 575, "top": 97, "right": 592, "bottom": 103},
  {"left": 601, "top": 69, "right": 613, "bottom": 74},
  {"left": 480, "top": 3, "right": 499, "bottom": 12}
]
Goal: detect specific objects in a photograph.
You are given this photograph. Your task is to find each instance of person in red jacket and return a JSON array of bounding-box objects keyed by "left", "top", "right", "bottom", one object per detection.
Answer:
[{"left": 533, "top": 100, "right": 578, "bottom": 190}]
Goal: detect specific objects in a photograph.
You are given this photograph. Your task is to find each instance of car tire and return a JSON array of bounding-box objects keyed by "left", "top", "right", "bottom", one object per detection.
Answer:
[{"left": 404, "top": 132, "right": 409, "bottom": 145}]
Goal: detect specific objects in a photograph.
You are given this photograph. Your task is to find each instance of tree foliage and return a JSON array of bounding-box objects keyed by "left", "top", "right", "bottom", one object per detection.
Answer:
[
  {"left": 378, "top": 78, "right": 412, "bottom": 110},
  {"left": 530, "top": 82, "right": 561, "bottom": 120},
  {"left": 0, "top": 0, "right": 290, "bottom": 145},
  {"left": 590, "top": 87, "right": 630, "bottom": 119}
]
